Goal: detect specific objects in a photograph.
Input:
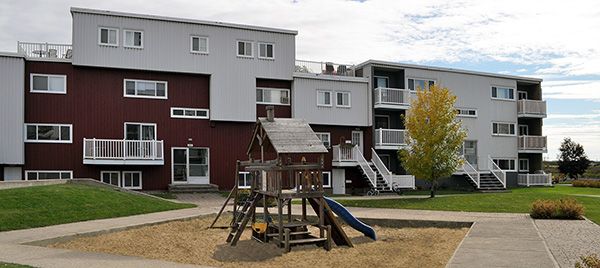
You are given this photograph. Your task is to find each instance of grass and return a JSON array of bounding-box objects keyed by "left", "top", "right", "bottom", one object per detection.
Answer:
[
  {"left": 335, "top": 186, "right": 600, "bottom": 224},
  {"left": 0, "top": 183, "right": 195, "bottom": 232},
  {"left": 0, "top": 263, "right": 34, "bottom": 268}
]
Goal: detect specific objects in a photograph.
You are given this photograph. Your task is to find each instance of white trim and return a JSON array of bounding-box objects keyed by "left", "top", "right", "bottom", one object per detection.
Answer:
[
  {"left": 98, "top": 27, "right": 119, "bottom": 47},
  {"left": 236, "top": 40, "right": 254, "bottom": 58},
  {"left": 190, "top": 35, "right": 209, "bottom": 54},
  {"left": 518, "top": 124, "right": 529, "bottom": 136},
  {"left": 30, "top": 73, "right": 67, "bottom": 94},
  {"left": 256, "top": 87, "right": 290, "bottom": 106},
  {"left": 491, "top": 158, "right": 517, "bottom": 172},
  {"left": 170, "top": 147, "right": 210, "bottom": 184},
  {"left": 123, "top": 122, "right": 157, "bottom": 140},
  {"left": 123, "top": 79, "right": 168, "bottom": 99},
  {"left": 25, "top": 170, "right": 73, "bottom": 180},
  {"left": 519, "top": 158, "right": 529, "bottom": 172},
  {"left": 335, "top": 91, "right": 351, "bottom": 108},
  {"left": 406, "top": 77, "right": 436, "bottom": 91},
  {"left": 322, "top": 171, "right": 332, "bottom": 188},
  {"left": 491, "top": 86, "right": 516, "bottom": 101},
  {"left": 123, "top": 29, "right": 144, "bottom": 49},
  {"left": 100, "top": 171, "right": 121, "bottom": 187},
  {"left": 238, "top": 171, "right": 252, "bottom": 189},
  {"left": 170, "top": 107, "right": 210, "bottom": 119},
  {"left": 491, "top": 122, "right": 516, "bottom": 136},
  {"left": 257, "top": 42, "right": 275, "bottom": 60},
  {"left": 314, "top": 132, "right": 331, "bottom": 148},
  {"left": 456, "top": 108, "right": 478, "bottom": 118},
  {"left": 122, "top": 171, "right": 142, "bottom": 189},
  {"left": 373, "top": 76, "right": 389, "bottom": 88},
  {"left": 316, "top": 90, "right": 333, "bottom": 107},
  {"left": 518, "top": 90, "right": 528, "bottom": 100},
  {"left": 24, "top": 123, "right": 73, "bottom": 143}
]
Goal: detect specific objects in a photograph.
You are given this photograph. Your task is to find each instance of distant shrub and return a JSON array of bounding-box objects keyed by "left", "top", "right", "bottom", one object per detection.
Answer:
[
  {"left": 576, "top": 254, "right": 600, "bottom": 268},
  {"left": 552, "top": 173, "right": 567, "bottom": 184},
  {"left": 530, "top": 198, "right": 584, "bottom": 220},
  {"left": 573, "top": 180, "right": 600, "bottom": 188}
]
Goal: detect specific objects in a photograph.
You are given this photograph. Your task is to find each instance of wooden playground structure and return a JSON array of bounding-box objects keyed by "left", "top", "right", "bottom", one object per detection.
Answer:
[{"left": 212, "top": 108, "right": 352, "bottom": 252}]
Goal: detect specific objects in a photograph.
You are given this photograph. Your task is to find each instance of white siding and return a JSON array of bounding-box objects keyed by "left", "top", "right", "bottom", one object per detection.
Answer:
[
  {"left": 292, "top": 74, "right": 371, "bottom": 126},
  {"left": 71, "top": 11, "right": 296, "bottom": 122},
  {"left": 0, "top": 55, "right": 25, "bottom": 165}
]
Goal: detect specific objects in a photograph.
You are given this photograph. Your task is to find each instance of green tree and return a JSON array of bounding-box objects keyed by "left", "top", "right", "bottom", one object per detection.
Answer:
[
  {"left": 558, "top": 138, "right": 590, "bottom": 179},
  {"left": 399, "top": 84, "right": 466, "bottom": 198}
]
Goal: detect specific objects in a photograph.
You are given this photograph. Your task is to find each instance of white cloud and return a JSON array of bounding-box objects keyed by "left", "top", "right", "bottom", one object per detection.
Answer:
[
  {"left": 543, "top": 80, "right": 600, "bottom": 100},
  {"left": 544, "top": 123, "right": 600, "bottom": 160}
]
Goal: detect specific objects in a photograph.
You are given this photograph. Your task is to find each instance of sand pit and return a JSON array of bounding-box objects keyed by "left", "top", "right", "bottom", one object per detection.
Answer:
[{"left": 50, "top": 214, "right": 468, "bottom": 268}]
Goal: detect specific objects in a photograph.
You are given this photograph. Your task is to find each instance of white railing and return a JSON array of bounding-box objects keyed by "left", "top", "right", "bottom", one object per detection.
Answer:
[
  {"left": 17, "top": 42, "right": 72, "bottom": 59},
  {"left": 488, "top": 156, "right": 506, "bottom": 188},
  {"left": 332, "top": 145, "right": 356, "bottom": 163},
  {"left": 375, "top": 128, "right": 407, "bottom": 147},
  {"left": 518, "top": 100, "right": 546, "bottom": 117},
  {"left": 388, "top": 175, "right": 416, "bottom": 189},
  {"left": 295, "top": 59, "right": 355, "bottom": 76},
  {"left": 374, "top": 87, "right": 412, "bottom": 106},
  {"left": 461, "top": 156, "right": 480, "bottom": 188},
  {"left": 518, "top": 174, "right": 552, "bottom": 187},
  {"left": 519, "top": 135, "right": 547, "bottom": 151},
  {"left": 83, "top": 138, "right": 164, "bottom": 160},
  {"left": 353, "top": 146, "right": 377, "bottom": 189},
  {"left": 371, "top": 148, "right": 415, "bottom": 189}
]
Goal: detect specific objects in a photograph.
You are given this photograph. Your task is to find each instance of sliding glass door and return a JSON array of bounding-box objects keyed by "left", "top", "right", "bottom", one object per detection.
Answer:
[{"left": 172, "top": 147, "right": 209, "bottom": 184}]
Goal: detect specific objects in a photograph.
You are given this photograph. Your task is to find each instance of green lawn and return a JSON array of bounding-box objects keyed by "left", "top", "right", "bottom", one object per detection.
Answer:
[
  {"left": 335, "top": 186, "right": 600, "bottom": 224},
  {"left": 0, "top": 183, "right": 195, "bottom": 232}
]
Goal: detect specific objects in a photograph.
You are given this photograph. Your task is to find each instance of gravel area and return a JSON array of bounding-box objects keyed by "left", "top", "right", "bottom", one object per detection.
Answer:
[{"left": 535, "top": 219, "right": 600, "bottom": 267}]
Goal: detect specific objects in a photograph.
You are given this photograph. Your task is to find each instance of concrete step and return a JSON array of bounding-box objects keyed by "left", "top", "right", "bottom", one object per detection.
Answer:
[{"left": 168, "top": 183, "right": 219, "bottom": 193}]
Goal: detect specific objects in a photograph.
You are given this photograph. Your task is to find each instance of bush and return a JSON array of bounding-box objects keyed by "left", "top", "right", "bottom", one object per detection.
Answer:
[
  {"left": 576, "top": 254, "right": 600, "bottom": 268},
  {"left": 573, "top": 180, "right": 600, "bottom": 188},
  {"left": 552, "top": 173, "right": 567, "bottom": 184},
  {"left": 530, "top": 198, "right": 584, "bottom": 220}
]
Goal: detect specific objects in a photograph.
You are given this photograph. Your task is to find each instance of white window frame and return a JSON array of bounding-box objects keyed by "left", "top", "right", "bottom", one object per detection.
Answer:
[
  {"left": 518, "top": 124, "right": 529, "bottom": 136},
  {"left": 335, "top": 91, "right": 351, "bottom": 108},
  {"left": 374, "top": 76, "right": 389, "bottom": 88},
  {"left": 170, "top": 147, "right": 210, "bottom": 184},
  {"left": 122, "top": 171, "right": 142, "bottom": 190},
  {"left": 123, "top": 29, "right": 144, "bottom": 49},
  {"left": 98, "top": 27, "right": 119, "bottom": 46},
  {"left": 25, "top": 170, "right": 73, "bottom": 180},
  {"left": 491, "top": 86, "right": 516, "bottom": 101},
  {"left": 237, "top": 40, "right": 254, "bottom": 58},
  {"left": 407, "top": 77, "right": 436, "bottom": 91},
  {"left": 322, "top": 171, "right": 331, "bottom": 188},
  {"left": 518, "top": 90, "right": 528, "bottom": 100},
  {"left": 238, "top": 171, "right": 252, "bottom": 189},
  {"left": 491, "top": 122, "right": 516, "bottom": 136},
  {"left": 519, "top": 159, "right": 529, "bottom": 172},
  {"left": 124, "top": 122, "right": 157, "bottom": 140},
  {"left": 258, "top": 42, "right": 274, "bottom": 59},
  {"left": 492, "top": 158, "right": 517, "bottom": 172},
  {"left": 256, "top": 87, "right": 290, "bottom": 105},
  {"left": 30, "top": 74, "right": 67, "bottom": 94},
  {"left": 456, "top": 108, "right": 478, "bottom": 118},
  {"left": 100, "top": 171, "right": 121, "bottom": 187},
  {"left": 170, "top": 107, "right": 210, "bottom": 120},
  {"left": 123, "top": 79, "right": 168, "bottom": 99},
  {"left": 316, "top": 90, "right": 333, "bottom": 107},
  {"left": 190, "top": 36, "right": 209, "bottom": 54},
  {"left": 24, "top": 123, "right": 72, "bottom": 143},
  {"left": 315, "top": 132, "right": 331, "bottom": 148}
]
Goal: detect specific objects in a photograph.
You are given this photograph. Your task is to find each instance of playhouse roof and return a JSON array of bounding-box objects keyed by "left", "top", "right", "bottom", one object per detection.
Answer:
[{"left": 248, "top": 118, "right": 328, "bottom": 155}]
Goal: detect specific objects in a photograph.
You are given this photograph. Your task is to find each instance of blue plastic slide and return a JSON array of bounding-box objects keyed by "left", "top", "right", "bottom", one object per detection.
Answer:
[{"left": 324, "top": 197, "right": 377, "bottom": 240}]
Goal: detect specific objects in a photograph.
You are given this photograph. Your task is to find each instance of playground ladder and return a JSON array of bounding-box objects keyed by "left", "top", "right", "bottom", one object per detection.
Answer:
[{"left": 226, "top": 191, "right": 262, "bottom": 246}]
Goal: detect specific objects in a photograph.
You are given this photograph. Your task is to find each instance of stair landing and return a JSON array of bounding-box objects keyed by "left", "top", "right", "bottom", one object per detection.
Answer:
[{"left": 168, "top": 183, "right": 219, "bottom": 193}]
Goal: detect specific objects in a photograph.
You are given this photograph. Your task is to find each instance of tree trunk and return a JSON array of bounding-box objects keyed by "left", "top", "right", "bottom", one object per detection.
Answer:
[{"left": 430, "top": 181, "right": 436, "bottom": 198}]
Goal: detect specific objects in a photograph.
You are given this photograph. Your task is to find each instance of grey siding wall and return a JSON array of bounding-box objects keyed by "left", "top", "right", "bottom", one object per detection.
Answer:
[
  {"left": 292, "top": 74, "right": 371, "bottom": 126},
  {"left": 0, "top": 55, "right": 25, "bottom": 165},
  {"left": 71, "top": 11, "right": 295, "bottom": 122}
]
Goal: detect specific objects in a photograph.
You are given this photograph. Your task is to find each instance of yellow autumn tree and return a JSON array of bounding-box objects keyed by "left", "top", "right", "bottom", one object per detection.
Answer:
[{"left": 399, "top": 84, "right": 466, "bottom": 198}]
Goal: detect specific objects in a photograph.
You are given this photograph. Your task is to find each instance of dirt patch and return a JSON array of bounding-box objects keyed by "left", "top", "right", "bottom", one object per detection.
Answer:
[{"left": 50, "top": 215, "right": 468, "bottom": 268}]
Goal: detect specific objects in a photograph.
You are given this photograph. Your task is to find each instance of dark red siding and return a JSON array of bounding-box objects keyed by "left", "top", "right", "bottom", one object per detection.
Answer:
[{"left": 256, "top": 78, "right": 291, "bottom": 118}]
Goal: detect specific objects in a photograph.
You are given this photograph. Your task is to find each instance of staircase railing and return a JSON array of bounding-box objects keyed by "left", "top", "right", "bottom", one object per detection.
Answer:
[
  {"left": 371, "top": 148, "right": 392, "bottom": 190},
  {"left": 353, "top": 146, "right": 377, "bottom": 189},
  {"left": 461, "top": 156, "right": 480, "bottom": 188},
  {"left": 488, "top": 156, "right": 506, "bottom": 188}
]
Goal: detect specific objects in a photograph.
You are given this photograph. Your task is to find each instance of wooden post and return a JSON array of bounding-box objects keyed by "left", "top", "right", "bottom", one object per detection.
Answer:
[
  {"left": 302, "top": 198, "right": 307, "bottom": 221},
  {"left": 278, "top": 196, "right": 283, "bottom": 246},
  {"left": 232, "top": 161, "right": 240, "bottom": 223}
]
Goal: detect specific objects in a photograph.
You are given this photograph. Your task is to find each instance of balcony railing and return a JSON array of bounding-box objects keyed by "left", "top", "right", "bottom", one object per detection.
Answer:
[
  {"left": 374, "top": 87, "right": 413, "bottom": 108},
  {"left": 295, "top": 59, "right": 355, "bottom": 76},
  {"left": 518, "top": 173, "right": 552, "bottom": 187},
  {"left": 518, "top": 135, "right": 547, "bottom": 152},
  {"left": 17, "top": 42, "right": 72, "bottom": 60},
  {"left": 375, "top": 128, "right": 407, "bottom": 149},
  {"left": 83, "top": 138, "right": 164, "bottom": 165},
  {"left": 332, "top": 144, "right": 356, "bottom": 163},
  {"left": 518, "top": 99, "right": 546, "bottom": 117}
]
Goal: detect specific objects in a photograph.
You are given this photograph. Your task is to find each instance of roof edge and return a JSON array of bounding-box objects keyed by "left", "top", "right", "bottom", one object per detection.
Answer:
[
  {"left": 293, "top": 72, "right": 369, "bottom": 83},
  {"left": 0, "top": 51, "right": 24, "bottom": 58}
]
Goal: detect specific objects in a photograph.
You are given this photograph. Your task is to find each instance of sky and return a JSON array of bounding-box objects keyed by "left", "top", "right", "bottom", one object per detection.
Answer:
[{"left": 1, "top": 0, "right": 599, "bottom": 160}]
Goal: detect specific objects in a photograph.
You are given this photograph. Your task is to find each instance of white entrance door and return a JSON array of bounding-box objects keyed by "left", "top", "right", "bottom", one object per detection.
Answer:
[
  {"left": 351, "top": 131, "right": 364, "bottom": 153},
  {"left": 172, "top": 147, "right": 210, "bottom": 184}
]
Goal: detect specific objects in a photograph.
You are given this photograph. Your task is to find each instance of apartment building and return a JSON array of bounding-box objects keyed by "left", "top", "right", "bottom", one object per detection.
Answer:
[{"left": 0, "top": 8, "right": 548, "bottom": 193}]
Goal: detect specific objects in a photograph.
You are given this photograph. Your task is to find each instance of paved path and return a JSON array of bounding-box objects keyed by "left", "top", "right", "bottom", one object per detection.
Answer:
[{"left": 535, "top": 218, "right": 600, "bottom": 267}]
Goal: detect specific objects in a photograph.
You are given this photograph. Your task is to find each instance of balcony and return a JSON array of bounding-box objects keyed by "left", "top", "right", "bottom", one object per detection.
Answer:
[
  {"left": 375, "top": 128, "right": 407, "bottom": 150},
  {"left": 518, "top": 100, "right": 546, "bottom": 118},
  {"left": 295, "top": 59, "right": 355, "bottom": 76},
  {"left": 518, "top": 173, "right": 552, "bottom": 187},
  {"left": 518, "top": 135, "right": 547, "bottom": 153},
  {"left": 17, "top": 42, "right": 72, "bottom": 61},
  {"left": 374, "top": 87, "right": 413, "bottom": 109},
  {"left": 83, "top": 138, "right": 164, "bottom": 165},
  {"left": 332, "top": 144, "right": 358, "bottom": 167}
]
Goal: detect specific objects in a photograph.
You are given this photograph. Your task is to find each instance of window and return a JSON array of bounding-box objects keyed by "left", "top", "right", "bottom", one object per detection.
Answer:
[
  {"left": 322, "top": 171, "right": 331, "bottom": 188},
  {"left": 518, "top": 91, "right": 528, "bottom": 100},
  {"left": 519, "top": 159, "right": 529, "bottom": 172},
  {"left": 190, "top": 36, "right": 209, "bottom": 53},
  {"left": 315, "top": 132, "right": 331, "bottom": 148},
  {"left": 491, "top": 86, "right": 515, "bottom": 100},
  {"left": 237, "top": 41, "right": 253, "bottom": 57},
  {"left": 171, "top": 107, "right": 209, "bottom": 119},
  {"left": 122, "top": 171, "right": 142, "bottom": 189},
  {"left": 238, "top": 172, "right": 253, "bottom": 189},
  {"left": 256, "top": 88, "right": 290, "bottom": 105},
  {"left": 492, "top": 159, "right": 516, "bottom": 171},
  {"left": 492, "top": 122, "right": 516, "bottom": 136},
  {"left": 375, "top": 76, "right": 389, "bottom": 88},
  {"left": 172, "top": 147, "right": 210, "bottom": 183},
  {"left": 26, "top": 170, "right": 72, "bottom": 180},
  {"left": 25, "top": 124, "right": 72, "bottom": 143},
  {"left": 124, "top": 79, "right": 167, "bottom": 99},
  {"left": 125, "top": 123, "right": 156, "bottom": 140},
  {"left": 408, "top": 78, "right": 435, "bottom": 91},
  {"left": 519, "top": 125, "right": 529, "bottom": 136},
  {"left": 99, "top": 27, "right": 118, "bottom": 46},
  {"left": 336, "top": 91, "right": 351, "bottom": 107},
  {"left": 101, "top": 171, "right": 120, "bottom": 186},
  {"left": 461, "top": 140, "right": 478, "bottom": 165},
  {"left": 375, "top": 115, "right": 390, "bottom": 129},
  {"left": 30, "top": 74, "right": 66, "bottom": 94},
  {"left": 317, "top": 90, "right": 332, "bottom": 107},
  {"left": 258, "top": 42, "right": 274, "bottom": 59},
  {"left": 456, "top": 108, "right": 477, "bottom": 117},
  {"left": 124, "top": 30, "right": 143, "bottom": 48}
]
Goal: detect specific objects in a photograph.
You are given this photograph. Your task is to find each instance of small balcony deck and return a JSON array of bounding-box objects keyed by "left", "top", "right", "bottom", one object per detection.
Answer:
[
  {"left": 295, "top": 59, "right": 355, "bottom": 77},
  {"left": 374, "top": 87, "right": 413, "bottom": 109},
  {"left": 518, "top": 100, "right": 547, "bottom": 118},
  {"left": 518, "top": 173, "right": 552, "bottom": 187},
  {"left": 518, "top": 135, "right": 547, "bottom": 153},
  {"left": 17, "top": 42, "right": 72, "bottom": 61},
  {"left": 83, "top": 138, "right": 164, "bottom": 165},
  {"left": 375, "top": 128, "right": 407, "bottom": 150}
]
